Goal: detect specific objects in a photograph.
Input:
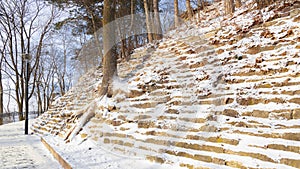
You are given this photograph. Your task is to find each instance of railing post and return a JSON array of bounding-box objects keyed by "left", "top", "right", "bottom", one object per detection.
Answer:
[{"left": 24, "top": 54, "right": 30, "bottom": 135}]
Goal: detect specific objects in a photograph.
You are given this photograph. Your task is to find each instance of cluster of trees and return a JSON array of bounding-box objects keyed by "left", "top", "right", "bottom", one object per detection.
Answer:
[
  {"left": 224, "top": 0, "right": 281, "bottom": 15},
  {"left": 0, "top": 0, "right": 204, "bottom": 124},
  {"left": 101, "top": 0, "right": 282, "bottom": 97},
  {"left": 46, "top": 0, "right": 178, "bottom": 97},
  {"left": 85, "top": 0, "right": 208, "bottom": 96},
  {"left": 0, "top": 0, "right": 56, "bottom": 122},
  {"left": 0, "top": 0, "right": 75, "bottom": 123},
  {"left": 100, "top": 0, "right": 233, "bottom": 96},
  {"left": 0, "top": 0, "right": 278, "bottom": 124},
  {"left": 100, "top": 0, "right": 207, "bottom": 96}
]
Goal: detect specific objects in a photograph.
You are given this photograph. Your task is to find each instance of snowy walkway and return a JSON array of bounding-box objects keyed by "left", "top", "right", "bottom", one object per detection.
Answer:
[{"left": 0, "top": 121, "right": 62, "bottom": 169}]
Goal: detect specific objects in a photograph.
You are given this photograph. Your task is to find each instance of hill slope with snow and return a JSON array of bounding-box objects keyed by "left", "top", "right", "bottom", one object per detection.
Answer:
[{"left": 31, "top": 0, "right": 300, "bottom": 168}]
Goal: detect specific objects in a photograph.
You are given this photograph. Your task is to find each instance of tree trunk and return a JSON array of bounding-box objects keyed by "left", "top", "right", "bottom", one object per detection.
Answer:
[
  {"left": 18, "top": 104, "right": 24, "bottom": 121},
  {"left": 197, "top": 0, "right": 201, "bottom": 8},
  {"left": 101, "top": 0, "right": 117, "bottom": 97},
  {"left": 186, "top": 0, "right": 193, "bottom": 19},
  {"left": 174, "top": 0, "right": 180, "bottom": 27},
  {"left": 134, "top": 34, "right": 139, "bottom": 48},
  {"left": 0, "top": 71, "right": 3, "bottom": 125},
  {"left": 255, "top": 0, "right": 272, "bottom": 9},
  {"left": 144, "top": 0, "right": 153, "bottom": 43},
  {"left": 128, "top": 0, "right": 136, "bottom": 59},
  {"left": 130, "top": 0, "right": 137, "bottom": 46},
  {"left": 197, "top": 0, "right": 205, "bottom": 9},
  {"left": 235, "top": 0, "right": 242, "bottom": 8},
  {"left": 36, "top": 84, "right": 43, "bottom": 116},
  {"left": 117, "top": 22, "right": 126, "bottom": 59},
  {"left": 153, "top": 0, "right": 162, "bottom": 40},
  {"left": 149, "top": 0, "right": 156, "bottom": 41},
  {"left": 224, "top": 0, "right": 235, "bottom": 15},
  {"left": 130, "top": 0, "right": 136, "bottom": 31}
]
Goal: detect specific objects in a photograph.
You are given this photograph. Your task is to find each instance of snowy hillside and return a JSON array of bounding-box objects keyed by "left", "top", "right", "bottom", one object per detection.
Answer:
[{"left": 31, "top": 0, "right": 300, "bottom": 168}]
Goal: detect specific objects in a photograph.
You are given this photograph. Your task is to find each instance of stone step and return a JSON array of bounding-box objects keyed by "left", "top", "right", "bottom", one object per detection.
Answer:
[
  {"left": 95, "top": 131, "right": 299, "bottom": 168},
  {"left": 232, "top": 129, "right": 300, "bottom": 142},
  {"left": 231, "top": 67, "right": 289, "bottom": 77},
  {"left": 130, "top": 101, "right": 159, "bottom": 109},
  {"left": 96, "top": 129, "right": 240, "bottom": 147},
  {"left": 241, "top": 108, "right": 300, "bottom": 119},
  {"left": 163, "top": 147, "right": 298, "bottom": 168},
  {"left": 252, "top": 143, "right": 300, "bottom": 154}
]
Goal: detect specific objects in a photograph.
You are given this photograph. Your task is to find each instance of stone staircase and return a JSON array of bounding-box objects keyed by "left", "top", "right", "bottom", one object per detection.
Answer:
[
  {"left": 31, "top": 46, "right": 154, "bottom": 138},
  {"left": 30, "top": 68, "right": 102, "bottom": 137},
  {"left": 32, "top": 0, "right": 300, "bottom": 168}
]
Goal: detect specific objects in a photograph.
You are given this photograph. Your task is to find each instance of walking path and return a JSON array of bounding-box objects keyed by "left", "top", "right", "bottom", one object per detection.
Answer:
[{"left": 0, "top": 121, "right": 62, "bottom": 169}]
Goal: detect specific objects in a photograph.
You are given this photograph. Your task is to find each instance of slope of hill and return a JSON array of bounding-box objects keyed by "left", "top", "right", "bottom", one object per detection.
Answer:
[{"left": 31, "top": 0, "right": 300, "bottom": 168}]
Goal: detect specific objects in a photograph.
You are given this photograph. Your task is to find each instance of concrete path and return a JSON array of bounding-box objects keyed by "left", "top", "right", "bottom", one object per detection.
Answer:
[{"left": 0, "top": 121, "right": 62, "bottom": 169}]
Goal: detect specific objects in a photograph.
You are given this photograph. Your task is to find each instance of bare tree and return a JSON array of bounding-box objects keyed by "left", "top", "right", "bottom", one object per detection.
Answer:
[
  {"left": 0, "top": 0, "right": 26, "bottom": 120},
  {"left": 0, "top": 0, "right": 56, "bottom": 120},
  {"left": 52, "top": 30, "right": 72, "bottom": 96},
  {"left": 36, "top": 53, "right": 56, "bottom": 115},
  {"left": 0, "top": 10, "right": 10, "bottom": 123},
  {"left": 0, "top": 56, "right": 3, "bottom": 124},
  {"left": 35, "top": 24, "right": 76, "bottom": 114},
  {"left": 0, "top": 36, "right": 6, "bottom": 124}
]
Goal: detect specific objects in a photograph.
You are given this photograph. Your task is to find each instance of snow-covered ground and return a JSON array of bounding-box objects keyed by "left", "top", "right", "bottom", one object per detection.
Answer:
[
  {"left": 1, "top": 112, "right": 39, "bottom": 125},
  {"left": 0, "top": 120, "right": 181, "bottom": 169},
  {"left": 30, "top": 0, "right": 300, "bottom": 168},
  {"left": 0, "top": 121, "right": 62, "bottom": 169},
  {"left": 44, "top": 135, "right": 183, "bottom": 169}
]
